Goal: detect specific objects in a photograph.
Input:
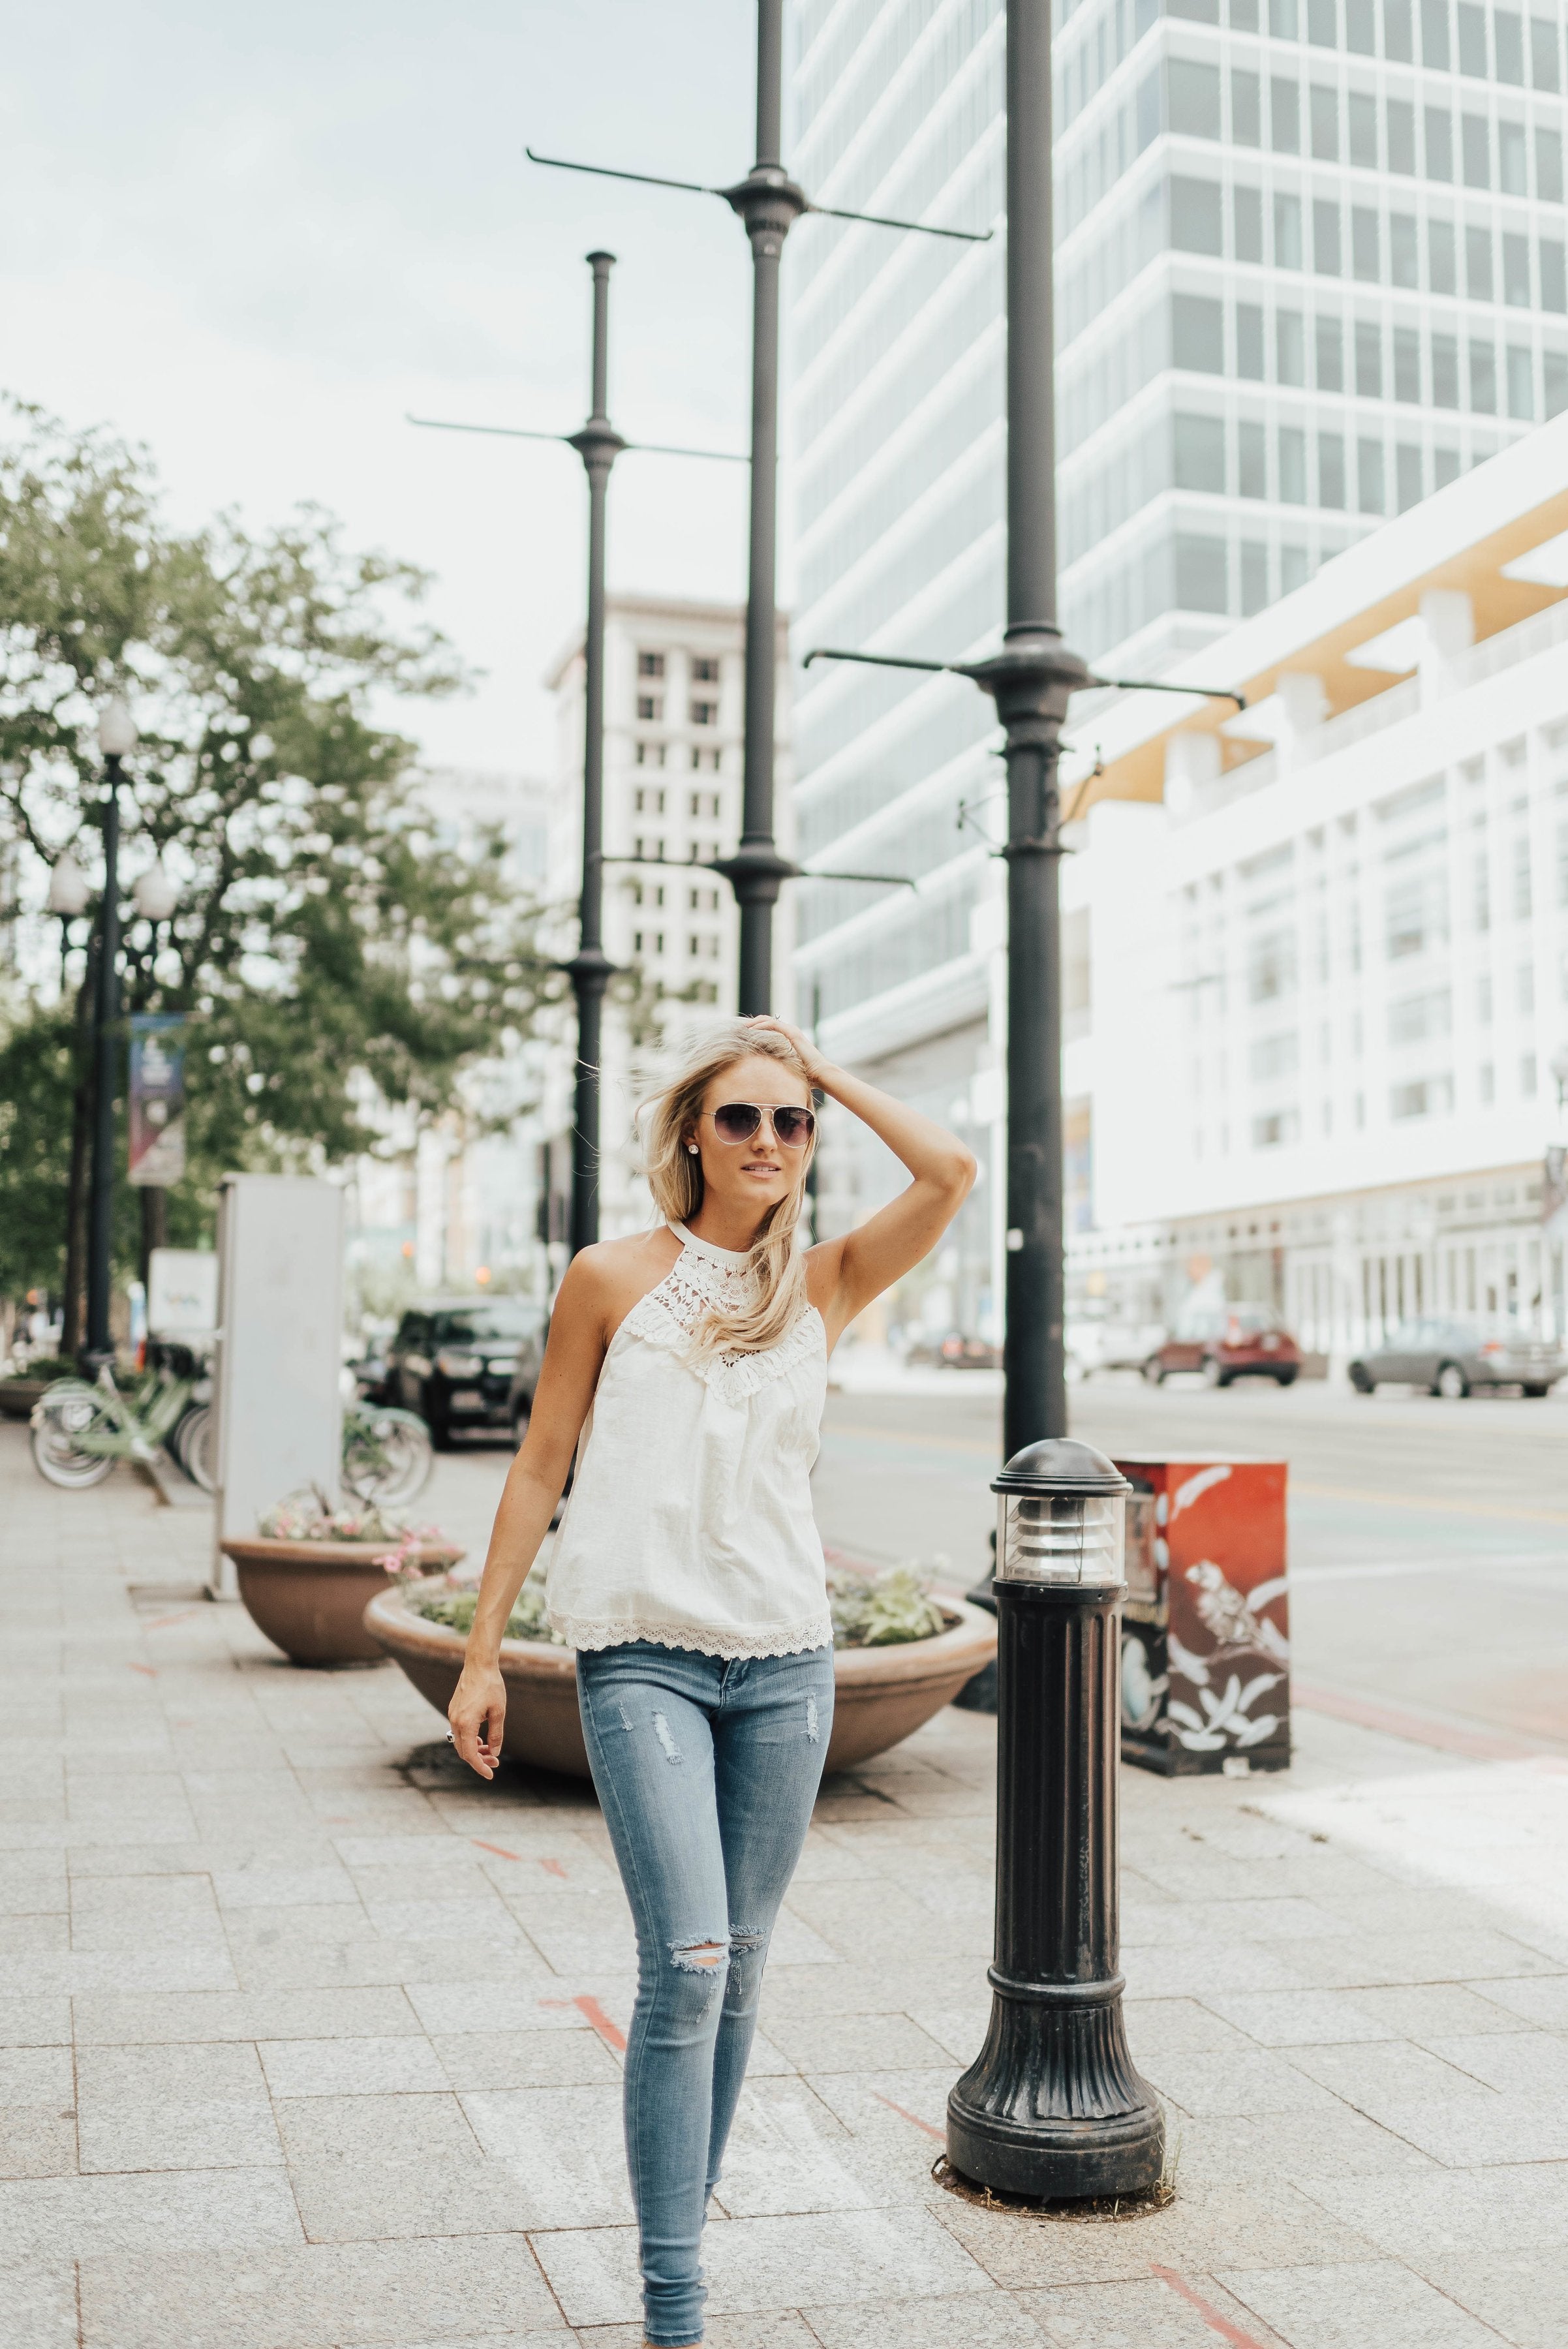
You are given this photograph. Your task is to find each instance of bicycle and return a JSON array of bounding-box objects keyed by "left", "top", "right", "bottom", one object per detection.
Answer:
[
  {"left": 340, "top": 1402, "right": 435, "bottom": 1506},
  {"left": 29, "top": 1364, "right": 194, "bottom": 1490}
]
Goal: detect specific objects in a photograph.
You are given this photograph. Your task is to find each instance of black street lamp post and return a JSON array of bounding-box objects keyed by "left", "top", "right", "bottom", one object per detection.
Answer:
[
  {"left": 945, "top": 1437, "right": 1163, "bottom": 2197},
  {"left": 84, "top": 696, "right": 136, "bottom": 1375},
  {"left": 525, "top": 0, "right": 990, "bottom": 1015},
  {"left": 412, "top": 262, "right": 744, "bottom": 1255},
  {"left": 561, "top": 251, "right": 624, "bottom": 1255}
]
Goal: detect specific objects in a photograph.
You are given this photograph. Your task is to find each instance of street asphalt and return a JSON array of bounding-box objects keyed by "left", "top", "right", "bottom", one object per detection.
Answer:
[{"left": 808, "top": 1370, "right": 1568, "bottom": 1755}]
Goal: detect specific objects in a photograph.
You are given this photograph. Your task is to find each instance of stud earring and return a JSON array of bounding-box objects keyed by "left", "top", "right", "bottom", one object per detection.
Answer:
[{"left": 687, "top": 1143, "right": 698, "bottom": 1154}]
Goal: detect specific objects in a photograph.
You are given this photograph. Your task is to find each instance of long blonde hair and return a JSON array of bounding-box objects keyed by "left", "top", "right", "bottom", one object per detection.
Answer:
[{"left": 640, "top": 1022, "right": 816, "bottom": 1354}]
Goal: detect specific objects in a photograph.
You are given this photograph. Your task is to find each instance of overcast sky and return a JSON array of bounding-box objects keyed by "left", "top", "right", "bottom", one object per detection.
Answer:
[{"left": 1, "top": 0, "right": 765, "bottom": 778}]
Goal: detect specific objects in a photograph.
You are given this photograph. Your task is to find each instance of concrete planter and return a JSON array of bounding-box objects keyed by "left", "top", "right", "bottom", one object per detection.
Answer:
[
  {"left": 362, "top": 1584, "right": 999, "bottom": 1777},
  {"left": 0, "top": 1379, "right": 50, "bottom": 1421},
  {"left": 222, "top": 1537, "right": 463, "bottom": 1666}
]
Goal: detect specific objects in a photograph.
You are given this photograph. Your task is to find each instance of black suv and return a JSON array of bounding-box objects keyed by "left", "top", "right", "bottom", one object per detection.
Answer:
[{"left": 386, "top": 1298, "right": 546, "bottom": 1447}]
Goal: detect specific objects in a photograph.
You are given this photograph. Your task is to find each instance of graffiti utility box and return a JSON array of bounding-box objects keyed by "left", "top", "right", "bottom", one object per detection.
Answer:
[{"left": 1113, "top": 1455, "right": 1290, "bottom": 1777}]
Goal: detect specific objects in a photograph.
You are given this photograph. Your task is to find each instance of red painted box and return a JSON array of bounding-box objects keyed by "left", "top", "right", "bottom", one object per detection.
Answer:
[{"left": 1113, "top": 1454, "right": 1291, "bottom": 1777}]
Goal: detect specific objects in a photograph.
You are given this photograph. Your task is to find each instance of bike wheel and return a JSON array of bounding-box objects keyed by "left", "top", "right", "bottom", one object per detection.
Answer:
[
  {"left": 29, "top": 1385, "right": 116, "bottom": 1489},
  {"left": 181, "top": 1404, "right": 217, "bottom": 1493},
  {"left": 343, "top": 1408, "right": 433, "bottom": 1505}
]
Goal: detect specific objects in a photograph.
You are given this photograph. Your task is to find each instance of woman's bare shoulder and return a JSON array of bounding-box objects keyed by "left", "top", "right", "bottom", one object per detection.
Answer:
[{"left": 561, "top": 1227, "right": 683, "bottom": 1336}]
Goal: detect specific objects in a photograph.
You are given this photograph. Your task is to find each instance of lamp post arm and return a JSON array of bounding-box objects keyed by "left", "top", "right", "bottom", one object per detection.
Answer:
[
  {"left": 1092, "top": 675, "right": 1248, "bottom": 713},
  {"left": 408, "top": 415, "right": 745, "bottom": 464},
  {"left": 802, "top": 646, "right": 959, "bottom": 675},
  {"left": 523, "top": 144, "right": 991, "bottom": 241}
]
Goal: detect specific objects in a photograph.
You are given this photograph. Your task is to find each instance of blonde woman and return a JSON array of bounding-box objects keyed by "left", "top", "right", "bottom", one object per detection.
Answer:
[{"left": 449, "top": 1014, "right": 975, "bottom": 2349}]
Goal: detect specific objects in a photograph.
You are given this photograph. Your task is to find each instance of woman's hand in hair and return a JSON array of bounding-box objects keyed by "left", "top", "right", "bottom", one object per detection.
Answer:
[{"left": 741, "top": 1014, "right": 832, "bottom": 1088}]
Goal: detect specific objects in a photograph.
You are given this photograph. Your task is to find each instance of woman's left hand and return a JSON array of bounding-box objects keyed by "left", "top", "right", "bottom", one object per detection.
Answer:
[{"left": 741, "top": 1014, "right": 832, "bottom": 1088}]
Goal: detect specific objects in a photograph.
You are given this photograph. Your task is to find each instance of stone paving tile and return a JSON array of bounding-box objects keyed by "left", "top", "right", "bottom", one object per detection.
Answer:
[
  {"left": 76, "top": 2234, "right": 562, "bottom": 2347},
  {"left": 1415, "top": 2029, "right": 1568, "bottom": 2093},
  {"left": 1415, "top": 2249, "right": 1568, "bottom": 2349},
  {"left": 1345, "top": 1981, "right": 1543, "bottom": 2038},
  {"left": 429, "top": 2027, "right": 623, "bottom": 2091},
  {"left": 1285, "top": 2039, "right": 1500, "bottom": 2104},
  {"left": 273, "top": 2091, "right": 480, "bottom": 2166},
  {"left": 1140, "top": 2048, "right": 1347, "bottom": 2117},
  {"left": 1124, "top": 1998, "right": 1262, "bottom": 2057},
  {"left": 1472, "top": 1973, "right": 1568, "bottom": 2028},
  {"left": 211, "top": 1865, "right": 361, "bottom": 1909},
  {"left": 0, "top": 2111, "right": 78, "bottom": 2179},
  {"left": 0, "top": 1856, "right": 67, "bottom": 1915},
  {"left": 577, "top": 2318, "right": 816, "bottom": 2349},
  {"left": 77, "top": 2095, "right": 284, "bottom": 2173},
  {"left": 0, "top": 1916, "right": 69, "bottom": 1958},
  {"left": 799, "top": 2288, "right": 1050, "bottom": 2346},
  {"left": 1218, "top": 2256, "right": 1507, "bottom": 2347},
  {"left": 461, "top": 2084, "right": 636, "bottom": 2226},
  {"left": 0, "top": 2166, "right": 303, "bottom": 2258},
  {"left": 76, "top": 2038, "right": 267, "bottom": 2099},
  {"left": 1273, "top": 1931, "right": 1561, "bottom": 1989},
  {"left": 1197, "top": 1989, "right": 1399, "bottom": 2046},
  {"left": 259, "top": 2036, "right": 450, "bottom": 2098},
  {"left": 70, "top": 1984, "right": 425, "bottom": 2042},
  {"left": 407, "top": 1980, "right": 610, "bottom": 2036},
  {"left": 1169, "top": 2107, "right": 1441, "bottom": 2183},
  {"left": 288, "top": 2150, "right": 558, "bottom": 2245},
  {"left": 1299, "top": 2162, "right": 1568, "bottom": 2258},
  {"left": 931, "top": 2175, "right": 1378, "bottom": 2290},
  {"left": 533, "top": 2205, "right": 993, "bottom": 2328},
  {"left": 760, "top": 2011, "right": 957, "bottom": 2074},
  {"left": 0, "top": 2046, "right": 74, "bottom": 2104},
  {"left": 1120, "top": 1943, "right": 1308, "bottom": 1998},
  {"left": 1322, "top": 2091, "right": 1568, "bottom": 2166},
  {"left": 0, "top": 2256, "right": 80, "bottom": 2349},
  {"left": 1015, "top": 2272, "right": 1292, "bottom": 2348}
]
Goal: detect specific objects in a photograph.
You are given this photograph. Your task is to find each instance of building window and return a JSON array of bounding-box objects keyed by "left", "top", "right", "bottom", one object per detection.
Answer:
[
  {"left": 1479, "top": 1061, "right": 1496, "bottom": 1101},
  {"left": 1391, "top": 1075, "right": 1454, "bottom": 1118},
  {"left": 1252, "top": 1109, "right": 1299, "bottom": 1147},
  {"left": 690, "top": 746, "right": 721, "bottom": 771},
  {"left": 638, "top": 652, "right": 666, "bottom": 679},
  {"left": 688, "top": 932, "right": 721, "bottom": 960},
  {"left": 690, "top": 698, "right": 719, "bottom": 728},
  {"left": 1430, "top": 219, "right": 1457, "bottom": 294},
  {"left": 688, "top": 790, "right": 721, "bottom": 820},
  {"left": 634, "top": 786, "right": 666, "bottom": 814},
  {"left": 632, "top": 929, "right": 666, "bottom": 956},
  {"left": 637, "top": 694, "right": 662, "bottom": 721},
  {"left": 1521, "top": 1052, "right": 1539, "bottom": 1094},
  {"left": 688, "top": 885, "right": 719, "bottom": 912},
  {"left": 1507, "top": 346, "right": 1535, "bottom": 420},
  {"left": 634, "top": 741, "right": 667, "bottom": 768},
  {"left": 634, "top": 836, "right": 666, "bottom": 863},
  {"left": 692, "top": 656, "right": 720, "bottom": 684}
]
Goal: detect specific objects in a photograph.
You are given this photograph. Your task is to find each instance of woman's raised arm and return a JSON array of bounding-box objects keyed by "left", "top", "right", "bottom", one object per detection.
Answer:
[{"left": 745, "top": 1015, "right": 977, "bottom": 1349}]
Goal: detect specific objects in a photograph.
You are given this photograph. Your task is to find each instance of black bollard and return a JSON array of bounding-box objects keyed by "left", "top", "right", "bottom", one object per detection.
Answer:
[{"left": 947, "top": 1438, "right": 1164, "bottom": 2199}]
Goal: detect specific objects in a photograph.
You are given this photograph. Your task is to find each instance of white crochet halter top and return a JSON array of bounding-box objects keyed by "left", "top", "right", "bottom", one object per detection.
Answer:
[{"left": 545, "top": 1222, "right": 833, "bottom": 1658}]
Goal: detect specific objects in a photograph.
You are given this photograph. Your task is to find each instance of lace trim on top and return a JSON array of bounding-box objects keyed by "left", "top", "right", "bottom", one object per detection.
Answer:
[
  {"left": 619, "top": 1223, "right": 824, "bottom": 1399},
  {"left": 551, "top": 1607, "right": 834, "bottom": 1659}
]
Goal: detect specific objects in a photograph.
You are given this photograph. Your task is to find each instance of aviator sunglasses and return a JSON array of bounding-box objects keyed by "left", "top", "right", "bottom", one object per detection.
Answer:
[{"left": 702, "top": 1101, "right": 816, "bottom": 1148}]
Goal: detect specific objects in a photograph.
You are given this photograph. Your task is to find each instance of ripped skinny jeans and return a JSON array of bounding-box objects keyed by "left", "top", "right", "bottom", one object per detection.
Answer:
[{"left": 576, "top": 1640, "right": 835, "bottom": 2348}]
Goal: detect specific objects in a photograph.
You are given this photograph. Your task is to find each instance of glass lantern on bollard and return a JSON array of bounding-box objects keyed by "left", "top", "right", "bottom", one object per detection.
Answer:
[{"left": 947, "top": 1439, "right": 1164, "bottom": 2200}]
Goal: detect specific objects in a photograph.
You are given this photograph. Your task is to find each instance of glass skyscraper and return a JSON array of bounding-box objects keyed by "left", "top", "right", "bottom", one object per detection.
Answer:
[{"left": 787, "top": 0, "right": 1568, "bottom": 1341}]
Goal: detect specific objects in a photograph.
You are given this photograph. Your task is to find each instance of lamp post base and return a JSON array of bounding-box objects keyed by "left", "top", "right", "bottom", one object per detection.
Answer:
[{"left": 947, "top": 1978, "right": 1164, "bottom": 2198}]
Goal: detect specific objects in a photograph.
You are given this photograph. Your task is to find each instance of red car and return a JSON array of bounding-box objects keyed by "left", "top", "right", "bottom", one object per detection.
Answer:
[{"left": 1143, "top": 1304, "right": 1302, "bottom": 1389}]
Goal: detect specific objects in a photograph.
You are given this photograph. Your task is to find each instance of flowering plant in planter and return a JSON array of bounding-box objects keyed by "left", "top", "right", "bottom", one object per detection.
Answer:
[
  {"left": 408, "top": 1559, "right": 948, "bottom": 1650},
  {"left": 256, "top": 1486, "right": 455, "bottom": 1576}
]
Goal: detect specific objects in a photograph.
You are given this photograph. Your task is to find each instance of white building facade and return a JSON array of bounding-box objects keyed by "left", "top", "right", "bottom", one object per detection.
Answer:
[
  {"left": 786, "top": 0, "right": 1568, "bottom": 1342},
  {"left": 1064, "top": 414, "right": 1568, "bottom": 1353},
  {"left": 543, "top": 596, "right": 792, "bottom": 1246}
]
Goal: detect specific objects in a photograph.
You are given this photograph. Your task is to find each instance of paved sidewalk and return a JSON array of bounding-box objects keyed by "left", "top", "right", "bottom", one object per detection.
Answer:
[{"left": 3, "top": 1419, "right": 1566, "bottom": 2349}]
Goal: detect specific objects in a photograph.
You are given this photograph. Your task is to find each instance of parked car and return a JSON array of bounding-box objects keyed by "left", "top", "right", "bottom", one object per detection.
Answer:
[
  {"left": 1066, "top": 1315, "right": 1167, "bottom": 1381},
  {"left": 386, "top": 1299, "right": 546, "bottom": 1446},
  {"left": 1349, "top": 1318, "right": 1565, "bottom": 1398},
  {"left": 1143, "top": 1303, "right": 1302, "bottom": 1389},
  {"left": 906, "top": 1330, "right": 1001, "bottom": 1370}
]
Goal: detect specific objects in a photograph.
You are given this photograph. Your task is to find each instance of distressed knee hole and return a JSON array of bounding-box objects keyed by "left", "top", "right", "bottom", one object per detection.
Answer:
[
  {"left": 805, "top": 1694, "right": 820, "bottom": 1743},
  {"left": 616, "top": 1702, "right": 634, "bottom": 1734},
  {"left": 671, "top": 1939, "right": 727, "bottom": 1973},
  {"left": 651, "top": 1711, "right": 681, "bottom": 1763}
]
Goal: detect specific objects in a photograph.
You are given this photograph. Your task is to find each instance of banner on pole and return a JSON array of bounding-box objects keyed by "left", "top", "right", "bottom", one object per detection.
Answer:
[{"left": 129, "top": 1015, "right": 187, "bottom": 1188}]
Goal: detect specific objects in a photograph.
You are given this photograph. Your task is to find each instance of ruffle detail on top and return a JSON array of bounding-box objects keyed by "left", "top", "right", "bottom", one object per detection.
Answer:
[
  {"left": 619, "top": 1233, "right": 825, "bottom": 1404},
  {"left": 548, "top": 1609, "right": 835, "bottom": 1659}
]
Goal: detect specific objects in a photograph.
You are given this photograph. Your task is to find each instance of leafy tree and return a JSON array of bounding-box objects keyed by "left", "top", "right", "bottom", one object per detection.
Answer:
[{"left": 0, "top": 399, "right": 572, "bottom": 1332}]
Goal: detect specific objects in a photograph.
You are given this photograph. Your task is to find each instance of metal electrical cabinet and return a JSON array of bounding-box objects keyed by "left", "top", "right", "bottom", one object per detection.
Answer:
[{"left": 1114, "top": 1454, "right": 1291, "bottom": 1777}]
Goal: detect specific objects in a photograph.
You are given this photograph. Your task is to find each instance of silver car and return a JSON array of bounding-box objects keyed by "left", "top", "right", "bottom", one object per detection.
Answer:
[{"left": 1349, "top": 1317, "right": 1566, "bottom": 1398}]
